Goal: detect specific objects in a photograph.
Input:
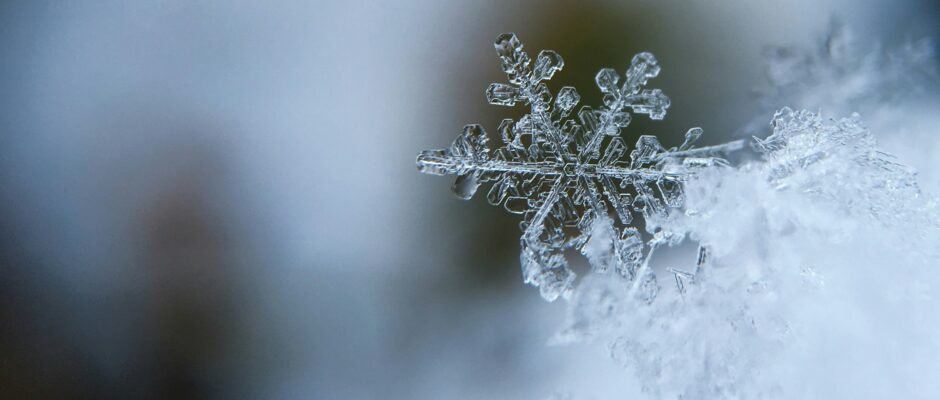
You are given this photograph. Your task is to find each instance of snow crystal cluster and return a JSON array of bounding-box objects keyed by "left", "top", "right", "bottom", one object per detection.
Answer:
[
  {"left": 418, "top": 30, "right": 940, "bottom": 399},
  {"left": 756, "top": 108, "right": 935, "bottom": 235},
  {"left": 557, "top": 106, "right": 940, "bottom": 398}
]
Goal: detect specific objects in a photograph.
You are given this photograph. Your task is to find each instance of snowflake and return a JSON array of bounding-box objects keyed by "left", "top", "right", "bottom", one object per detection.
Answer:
[{"left": 416, "top": 33, "right": 743, "bottom": 301}]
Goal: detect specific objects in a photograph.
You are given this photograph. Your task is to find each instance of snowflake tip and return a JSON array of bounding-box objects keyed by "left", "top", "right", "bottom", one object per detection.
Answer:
[
  {"left": 533, "top": 50, "right": 565, "bottom": 81},
  {"left": 494, "top": 33, "right": 527, "bottom": 75},
  {"left": 626, "top": 52, "right": 661, "bottom": 90},
  {"left": 595, "top": 68, "right": 620, "bottom": 94}
]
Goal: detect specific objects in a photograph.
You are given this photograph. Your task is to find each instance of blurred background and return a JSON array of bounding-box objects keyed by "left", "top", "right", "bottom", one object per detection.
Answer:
[{"left": 0, "top": 1, "right": 937, "bottom": 398}]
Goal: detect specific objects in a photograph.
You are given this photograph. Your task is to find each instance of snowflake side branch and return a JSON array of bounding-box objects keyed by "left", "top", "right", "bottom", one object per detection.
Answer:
[{"left": 657, "top": 139, "right": 746, "bottom": 160}]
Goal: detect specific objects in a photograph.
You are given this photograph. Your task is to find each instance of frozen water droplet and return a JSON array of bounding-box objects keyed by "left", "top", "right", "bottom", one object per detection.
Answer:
[{"left": 453, "top": 172, "right": 481, "bottom": 200}]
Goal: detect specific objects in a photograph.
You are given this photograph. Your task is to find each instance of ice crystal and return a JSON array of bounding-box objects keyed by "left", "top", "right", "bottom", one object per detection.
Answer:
[
  {"left": 754, "top": 108, "right": 938, "bottom": 247},
  {"left": 416, "top": 33, "right": 744, "bottom": 301}
]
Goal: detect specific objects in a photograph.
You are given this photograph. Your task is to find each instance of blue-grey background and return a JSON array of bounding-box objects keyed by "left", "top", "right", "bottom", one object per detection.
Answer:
[{"left": 1, "top": 1, "right": 937, "bottom": 398}]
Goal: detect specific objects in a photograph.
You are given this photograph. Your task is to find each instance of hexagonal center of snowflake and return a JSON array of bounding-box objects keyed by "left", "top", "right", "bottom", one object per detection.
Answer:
[{"left": 562, "top": 163, "right": 576, "bottom": 177}]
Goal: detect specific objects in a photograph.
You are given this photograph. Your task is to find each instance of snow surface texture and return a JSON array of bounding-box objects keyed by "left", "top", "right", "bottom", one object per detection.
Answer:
[
  {"left": 418, "top": 32, "right": 940, "bottom": 398},
  {"left": 559, "top": 108, "right": 940, "bottom": 398}
]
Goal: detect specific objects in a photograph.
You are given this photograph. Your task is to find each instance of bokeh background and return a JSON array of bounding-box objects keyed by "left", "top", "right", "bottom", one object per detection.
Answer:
[{"left": 1, "top": 1, "right": 938, "bottom": 398}]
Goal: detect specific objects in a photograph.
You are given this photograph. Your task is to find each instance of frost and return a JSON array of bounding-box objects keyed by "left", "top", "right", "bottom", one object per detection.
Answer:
[
  {"left": 556, "top": 108, "right": 940, "bottom": 398},
  {"left": 416, "top": 33, "right": 744, "bottom": 301},
  {"left": 417, "top": 30, "right": 940, "bottom": 399},
  {"left": 756, "top": 108, "right": 930, "bottom": 227}
]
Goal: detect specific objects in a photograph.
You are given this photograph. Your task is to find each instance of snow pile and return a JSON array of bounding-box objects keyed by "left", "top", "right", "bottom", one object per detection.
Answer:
[{"left": 559, "top": 108, "right": 940, "bottom": 398}]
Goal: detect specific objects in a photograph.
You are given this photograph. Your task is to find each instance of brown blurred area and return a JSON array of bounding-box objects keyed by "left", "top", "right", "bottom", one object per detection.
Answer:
[
  {"left": 141, "top": 148, "right": 236, "bottom": 399},
  {"left": 0, "top": 110, "right": 249, "bottom": 398},
  {"left": 0, "top": 1, "right": 937, "bottom": 399}
]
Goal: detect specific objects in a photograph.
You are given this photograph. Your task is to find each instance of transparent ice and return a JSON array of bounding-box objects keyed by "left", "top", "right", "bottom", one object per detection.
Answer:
[{"left": 416, "top": 33, "right": 744, "bottom": 301}]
